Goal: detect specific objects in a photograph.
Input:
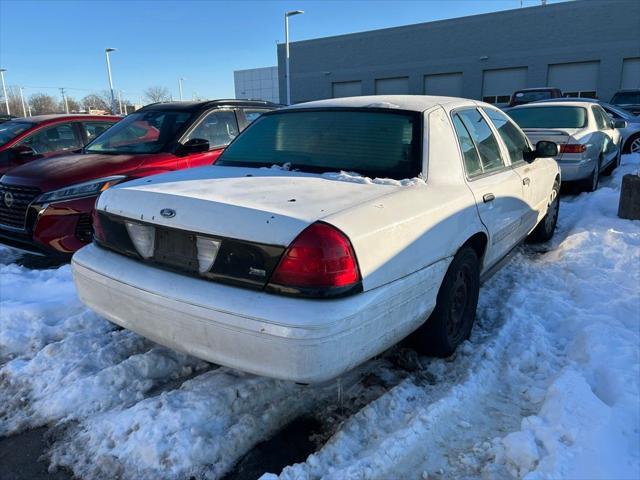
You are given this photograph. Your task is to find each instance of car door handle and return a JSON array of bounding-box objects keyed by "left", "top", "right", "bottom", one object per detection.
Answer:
[
  {"left": 483, "top": 193, "right": 495, "bottom": 203},
  {"left": 523, "top": 177, "right": 531, "bottom": 186}
]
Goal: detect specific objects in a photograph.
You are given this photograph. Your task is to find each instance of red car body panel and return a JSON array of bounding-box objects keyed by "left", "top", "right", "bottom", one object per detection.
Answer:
[
  {"left": 0, "top": 114, "right": 120, "bottom": 175},
  {"left": 0, "top": 100, "right": 278, "bottom": 257}
]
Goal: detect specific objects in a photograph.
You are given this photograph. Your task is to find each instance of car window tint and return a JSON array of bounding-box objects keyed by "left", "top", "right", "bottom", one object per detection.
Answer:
[
  {"left": 83, "top": 121, "right": 115, "bottom": 142},
  {"left": 457, "top": 109, "right": 505, "bottom": 173},
  {"left": 452, "top": 114, "right": 482, "bottom": 177},
  {"left": 185, "top": 110, "right": 239, "bottom": 148},
  {"left": 0, "top": 121, "right": 32, "bottom": 147},
  {"left": 508, "top": 107, "right": 587, "bottom": 128},
  {"left": 19, "top": 123, "right": 81, "bottom": 154},
  {"left": 218, "top": 110, "right": 422, "bottom": 180},
  {"left": 483, "top": 108, "right": 530, "bottom": 164}
]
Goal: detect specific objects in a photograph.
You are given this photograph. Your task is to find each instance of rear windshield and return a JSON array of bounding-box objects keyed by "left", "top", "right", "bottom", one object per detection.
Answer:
[
  {"left": 0, "top": 121, "right": 33, "bottom": 147},
  {"left": 508, "top": 107, "right": 587, "bottom": 129},
  {"left": 217, "top": 109, "right": 422, "bottom": 179},
  {"left": 512, "top": 91, "right": 553, "bottom": 103},
  {"left": 611, "top": 92, "right": 640, "bottom": 105}
]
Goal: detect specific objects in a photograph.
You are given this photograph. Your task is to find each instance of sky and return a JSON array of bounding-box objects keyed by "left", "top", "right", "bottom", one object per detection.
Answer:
[{"left": 0, "top": 0, "right": 568, "bottom": 104}]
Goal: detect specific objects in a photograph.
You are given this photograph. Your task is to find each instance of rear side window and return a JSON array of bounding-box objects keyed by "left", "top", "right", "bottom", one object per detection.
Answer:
[
  {"left": 242, "top": 109, "right": 271, "bottom": 124},
  {"left": 18, "top": 123, "right": 82, "bottom": 154},
  {"left": 508, "top": 107, "right": 587, "bottom": 129},
  {"left": 452, "top": 114, "right": 482, "bottom": 177},
  {"left": 83, "top": 121, "right": 115, "bottom": 142},
  {"left": 483, "top": 108, "right": 530, "bottom": 163},
  {"left": 219, "top": 110, "right": 422, "bottom": 180},
  {"left": 592, "top": 106, "right": 609, "bottom": 130},
  {"left": 457, "top": 109, "right": 505, "bottom": 174},
  {"left": 185, "top": 110, "right": 239, "bottom": 148}
]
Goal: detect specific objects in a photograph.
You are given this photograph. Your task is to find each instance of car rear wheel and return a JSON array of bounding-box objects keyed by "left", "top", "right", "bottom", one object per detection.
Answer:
[
  {"left": 528, "top": 178, "right": 560, "bottom": 243},
  {"left": 624, "top": 133, "right": 640, "bottom": 154},
  {"left": 410, "top": 246, "right": 480, "bottom": 357},
  {"left": 584, "top": 155, "right": 601, "bottom": 192}
]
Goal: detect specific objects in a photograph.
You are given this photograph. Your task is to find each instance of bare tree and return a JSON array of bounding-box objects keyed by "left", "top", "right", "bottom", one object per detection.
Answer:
[
  {"left": 29, "top": 93, "right": 59, "bottom": 115},
  {"left": 81, "top": 92, "right": 112, "bottom": 113},
  {"left": 59, "top": 96, "right": 80, "bottom": 113},
  {"left": 143, "top": 86, "right": 171, "bottom": 103}
]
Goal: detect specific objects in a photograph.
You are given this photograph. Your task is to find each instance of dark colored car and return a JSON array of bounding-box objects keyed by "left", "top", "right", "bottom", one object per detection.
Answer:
[
  {"left": 0, "top": 114, "right": 16, "bottom": 124},
  {"left": 0, "top": 114, "right": 120, "bottom": 175},
  {"left": 508, "top": 87, "right": 563, "bottom": 107},
  {"left": 0, "top": 99, "right": 279, "bottom": 257},
  {"left": 611, "top": 90, "right": 640, "bottom": 116}
]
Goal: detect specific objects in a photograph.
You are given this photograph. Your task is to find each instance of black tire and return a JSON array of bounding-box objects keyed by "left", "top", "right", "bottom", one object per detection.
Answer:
[
  {"left": 410, "top": 246, "right": 480, "bottom": 357},
  {"left": 583, "top": 155, "right": 601, "bottom": 192},
  {"left": 603, "top": 145, "right": 621, "bottom": 176},
  {"left": 528, "top": 178, "right": 560, "bottom": 243}
]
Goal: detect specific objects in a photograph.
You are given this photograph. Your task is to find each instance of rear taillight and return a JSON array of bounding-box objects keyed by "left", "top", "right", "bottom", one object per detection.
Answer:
[
  {"left": 268, "top": 222, "right": 361, "bottom": 296},
  {"left": 559, "top": 143, "right": 587, "bottom": 154}
]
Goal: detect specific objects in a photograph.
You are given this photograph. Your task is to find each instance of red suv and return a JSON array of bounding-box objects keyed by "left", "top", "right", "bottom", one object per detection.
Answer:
[
  {"left": 0, "top": 114, "right": 120, "bottom": 175},
  {"left": 0, "top": 100, "right": 278, "bottom": 257}
]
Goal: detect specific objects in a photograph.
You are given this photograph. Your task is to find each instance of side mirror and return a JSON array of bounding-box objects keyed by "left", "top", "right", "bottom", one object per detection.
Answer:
[
  {"left": 176, "top": 138, "right": 210, "bottom": 156},
  {"left": 613, "top": 119, "right": 627, "bottom": 129},
  {"left": 535, "top": 140, "right": 558, "bottom": 158},
  {"left": 10, "top": 145, "right": 36, "bottom": 161}
]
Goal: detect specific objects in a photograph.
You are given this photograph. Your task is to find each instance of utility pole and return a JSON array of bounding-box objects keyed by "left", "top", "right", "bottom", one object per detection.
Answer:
[
  {"left": 0, "top": 69, "right": 10, "bottom": 115},
  {"left": 117, "top": 89, "right": 123, "bottom": 115},
  {"left": 178, "top": 77, "right": 185, "bottom": 101},
  {"left": 19, "top": 87, "right": 27, "bottom": 117},
  {"left": 60, "top": 87, "right": 69, "bottom": 113}
]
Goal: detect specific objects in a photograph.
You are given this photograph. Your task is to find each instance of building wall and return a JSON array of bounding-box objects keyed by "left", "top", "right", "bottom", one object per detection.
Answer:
[
  {"left": 277, "top": 0, "right": 640, "bottom": 105},
  {"left": 234, "top": 66, "right": 280, "bottom": 104}
]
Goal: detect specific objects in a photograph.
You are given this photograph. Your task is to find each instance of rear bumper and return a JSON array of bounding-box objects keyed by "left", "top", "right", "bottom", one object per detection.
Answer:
[
  {"left": 557, "top": 155, "right": 597, "bottom": 182},
  {"left": 72, "top": 244, "right": 448, "bottom": 383}
]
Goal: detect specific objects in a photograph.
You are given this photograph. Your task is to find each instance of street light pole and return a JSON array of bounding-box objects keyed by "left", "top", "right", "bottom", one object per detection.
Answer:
[
  {"left": 19, "top": 87, "right": 27, "bottom": 117},
  {"left": 285, "top": 10, "right": 304, "bottom": 105},
  {"left": 0, "top": 69, "right": 10, "bottom": 115},
  {"left": 105, "top": 48, "right": 117, "bottom": 114},
  {"left": 117, "top": 89, "right": 123, "bottom": 115},
  {"left": 178, "top": 77, "right": 185, "bottom": 101}
]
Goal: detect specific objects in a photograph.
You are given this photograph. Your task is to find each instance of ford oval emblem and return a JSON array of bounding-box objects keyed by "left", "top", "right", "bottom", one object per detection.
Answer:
[{"left": 160, "top": 208, "right": 176, "bottom": 218}]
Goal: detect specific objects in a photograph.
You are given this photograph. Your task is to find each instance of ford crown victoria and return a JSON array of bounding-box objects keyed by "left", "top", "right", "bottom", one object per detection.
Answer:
[{"left": 72, "top": 95, "right": 560, "bottom": 383}]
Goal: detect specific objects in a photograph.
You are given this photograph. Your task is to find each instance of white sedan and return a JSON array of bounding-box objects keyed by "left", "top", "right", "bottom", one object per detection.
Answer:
[
  {"left": 508, "top": 101, "right": 624, "bottom": 191},
  {"left": 72, "top": 96, "right": 560, "bottom": 383}
]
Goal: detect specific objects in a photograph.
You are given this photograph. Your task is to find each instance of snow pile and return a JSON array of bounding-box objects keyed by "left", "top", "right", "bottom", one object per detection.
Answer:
[{"left": 320, "top": 170, "right": 425, "bottom": 187}]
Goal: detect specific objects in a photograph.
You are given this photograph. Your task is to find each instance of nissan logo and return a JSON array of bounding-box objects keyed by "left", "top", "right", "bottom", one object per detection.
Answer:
[
  {"left": 160, "top": 208, "right": 176, "bottom": 218},
  {"left": 3, "top": 192, "right": 14, "bottom": 209}
]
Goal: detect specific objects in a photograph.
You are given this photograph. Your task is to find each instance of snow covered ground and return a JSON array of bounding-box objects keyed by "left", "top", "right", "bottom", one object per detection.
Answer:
[{"left": 1, "top": 155, "right": 639, "bottom": 480}]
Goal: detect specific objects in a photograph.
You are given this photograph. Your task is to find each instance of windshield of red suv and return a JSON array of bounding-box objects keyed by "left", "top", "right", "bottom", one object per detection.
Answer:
[
  {"left": 217, "top": 109, "right": 422, "bottom": 180},
  {"left": 0, "top": 121, "right": 33, "bottom": 147},
  {"left": 85, "top": 110, "right": 191, "bottom": 154}
]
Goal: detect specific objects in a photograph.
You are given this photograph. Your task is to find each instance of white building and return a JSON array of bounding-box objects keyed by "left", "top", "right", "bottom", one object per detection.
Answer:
[{"left": 234, "top": 66, "right": 280, "bottom": 104}]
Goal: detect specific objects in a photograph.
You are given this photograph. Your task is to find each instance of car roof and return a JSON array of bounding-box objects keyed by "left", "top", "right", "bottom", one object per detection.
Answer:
[
  {"left": 10, "top": 114, "right": 119, "bottom": 123},
  {"left": 139, "top": 99, "right": 282, "bottom": 113},
  {"left": 510, "top": 100, "right": 594, "bottom": 109},
  {"left": 535, "top": 97, "right": 599, "bottom": 104},
  {"left": 284, "top": 95, "right": 480, "bottom": 113},
  {"left": 513, "top": 87, "right": 560, "bottom": 92}
]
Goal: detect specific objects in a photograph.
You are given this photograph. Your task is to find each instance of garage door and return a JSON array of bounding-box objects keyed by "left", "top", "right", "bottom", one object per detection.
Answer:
[
  {"left": 621, "top": 58, "right": 640, "bottom": 89},
  {"left": 332, "top": 81, "right": 362, "bottom": 98},
  {"left": 548, "top": 61, "right": 599, "bottom": 98},
  {"left": 424, "top": 72, "right": 463, "bottom": 97},
  {"left": 375, "top": 77, "right": 409, "bottom": 95},
  {"left": 482, "top": 67, "right": 527, "bottom": 105}
]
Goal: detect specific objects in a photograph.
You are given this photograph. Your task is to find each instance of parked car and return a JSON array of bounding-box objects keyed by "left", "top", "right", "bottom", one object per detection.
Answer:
[
  {"left": 534, "top": 97, "right": 640, "bottom": 154},
  {"left": 508, "top": 87, "right": 563, "bottom": 107},
  {"left": 0, "top": 99, "right": 279, "bottom": 256},
  {"left": 0, "top": 114, "right": 120, "bottom": 175},
  {"left": 72, "top": 95, "right": 560, "bottom": 383},
  {"left": 610, "top": 89, "right": 640, "bottom": 116},
  {"left": 508, "top": 101, "right": 624, "bottom": 191},
  {"left": 0, "top": 114, "right": 16, "bottom": 124}
]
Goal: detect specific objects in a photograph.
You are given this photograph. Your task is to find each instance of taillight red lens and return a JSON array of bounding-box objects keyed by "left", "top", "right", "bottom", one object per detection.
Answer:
[
  {"left": 559, "top": 143, "right": 586, "bottom": 154},
  {"left": 270, "top": 222, "right": 361, "bottom": 289},
  {"left": 91, "top": 209, "right": 105, "bottom": 242}
]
